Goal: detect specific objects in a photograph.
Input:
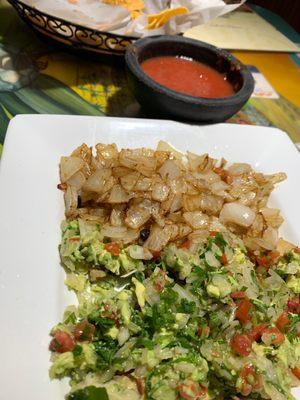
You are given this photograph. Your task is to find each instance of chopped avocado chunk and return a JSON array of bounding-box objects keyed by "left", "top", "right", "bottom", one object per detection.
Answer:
[
  {"left": 119, "top": 251, "right": 137, "bottom": 272},
  {"left": 132, "top": 277, "right": 146, "bottom": 308},
  {"left": 65, "top": 273, "right": 86, "bottom": 292},
  {"left": 107, "top": 326, "right": 119, "bottom": 339},
  {"left": 233, "top": 248, "right": 246, "bottom": 264},
  {"left": 206, "top": 284, "right": 220, "bottom": 298},
  {"left": 286, "top": 276, "right": 300, "bottom": 293},
  {"left": 49, "top": 352, "right": 75, "bottom": 379},
  {"left": 119, "top": 298, "right": 131, "bottom": 326},
  {"left": 81, "top": 344, "right": 97, "bottom": 368}
]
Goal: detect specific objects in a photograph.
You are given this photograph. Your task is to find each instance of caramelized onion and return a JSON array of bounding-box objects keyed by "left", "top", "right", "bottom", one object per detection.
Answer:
[
  {"left": 60, "top": 156, "right": 84, "bottom": 183},
  {"left": 59, "top": 141, "right": 286, "bottom": 253},
  {"left": 219, "top": 203, "right": 256, "bottom": 227}
]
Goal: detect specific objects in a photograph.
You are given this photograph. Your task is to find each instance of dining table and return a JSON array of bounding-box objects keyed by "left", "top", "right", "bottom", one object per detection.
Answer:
[{"left": 0, "top": 0, "right": 299, "bottom": 157}]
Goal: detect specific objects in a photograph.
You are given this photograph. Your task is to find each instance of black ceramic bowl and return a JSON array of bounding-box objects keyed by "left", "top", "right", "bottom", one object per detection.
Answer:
[{"left": 125, "top": 35, "right": 254, "bottom": 123}]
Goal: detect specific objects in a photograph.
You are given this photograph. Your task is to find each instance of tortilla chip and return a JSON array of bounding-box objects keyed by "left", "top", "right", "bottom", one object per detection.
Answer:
[
  {"left": 146, "top": 6, "right": 188, "bottom": 29},
  {"left": 103, "top": 0, "right": 144, "bottom": 19}
]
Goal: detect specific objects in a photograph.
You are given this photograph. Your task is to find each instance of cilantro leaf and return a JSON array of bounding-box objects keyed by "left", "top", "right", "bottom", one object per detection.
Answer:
[
  {"left": 213, "top": 233, "right": 227, "bottom": 250},
  {"left": 178, "top": 298, "right": 196, "bottom": 314},
  {"left": 72, "top": 345, "right": 83, "bottom": 357},
  {"left": 135, "top": 337, "right": 154, "bottom": 349},
  {"left": 88, "top": 314, "right": 114, "bottom": 335},
  {"left": 68, "top": 386, "right": 108, "bottom": 400},
  {"left": 94, "top": 339, "right": 118, "bottom": 370},
  {"left": 160, "top": 287, "right": 179, "bottom": 306}
]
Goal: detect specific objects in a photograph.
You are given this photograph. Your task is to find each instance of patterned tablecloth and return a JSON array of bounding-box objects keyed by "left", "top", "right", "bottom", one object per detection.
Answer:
[{"left": 0, "top": 0, "right": 299, "bottom": 155}]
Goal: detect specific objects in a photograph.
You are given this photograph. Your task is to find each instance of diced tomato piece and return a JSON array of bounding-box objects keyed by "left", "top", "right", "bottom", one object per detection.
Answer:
[
  {"left": 197, "top": 325, "right": 210, "bottom": 338},
  {"left": 268, "top": 251, "right": 280, "bottom": 263},
  {"left": 49, "top": 330, "right": 75, "bottom": 353},
  {"left": 104, "top": 242, "right": 120, "bottom": 256},
  {"left": 249, "top": 324, "right": 267, "bottom": 342},
  {"left": 230, "top": 291, "right": 246, "bottom": 300},
  {"left": 255, "top": 255, "right": 269, "bottom": 268},
  {"left": 239, "top": 381, "right": 252, "bottom": 397},
  {"left": 236, "top": 298, "right": 252, "bottom": 324},
  {"left": 177, "top": 382, "right": 206, "bottom": 399},
  {"left": 180, "top": 239, "right": 191, "bottom": 250},
  {"left": 209, "top": 231, "right": 218, "bottom": 237},
  {"left": 240, "top": 364, "right": 255, "bottom": 380},
  {"left": 231, "top": 333, "right": 253, "bottom": 356},
  {"left": 198, "top": 385, "right": 207, "bottom": 397},
  {"left": 262, "top": 327, "right": 285, "bottom": 346},
  {"left": 154, "top": 282, "right": 163, "bottom": 292},
  {"left": 177, "top": 384, "right": 193, "bottom": 400},
  {"left": 276, "top": 312, "right": 290, "bottom": 332},
  {"left": 178, "top": 387, "right": 194, "bottom": 400},
  {"left": 238, "top": 364, "right": 262, "bottom": 396},
  {"left": 287, "top": 298, "right": 300, "bottom": 314},
  {"left": 255, "top": 251, "right": 280, "bottom": 269},
  {"left": 292, "top": 367, "right": 300, "bottom": 380},
  {"left": 221, "top": 253, "right": 228, "bottom": 265},
  {"left": 74, "top": 321, "right": 95, "bottom": 341},
  {"left": 69, "top": 237, "right": 80, "bottom": 242},
  {"left": 151, "top": 250, "right": 162, "bottom": 260}
]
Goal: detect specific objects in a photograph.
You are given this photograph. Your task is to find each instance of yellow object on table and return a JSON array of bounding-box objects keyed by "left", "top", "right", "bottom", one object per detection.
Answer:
[
  {"left": 103, "top": 0, "right": 145, "bottom": 19},
  {"left": 146, "top": 7, "right": 188, "bottom": 30},
  {"left": 233, "top": 51, "right": 300, "bottom": 108},
  {"left": 232, "top": 51, "right": 300, "bottom": 144}
]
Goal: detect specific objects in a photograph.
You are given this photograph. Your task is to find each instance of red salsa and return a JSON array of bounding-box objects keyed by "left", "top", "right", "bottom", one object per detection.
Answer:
[{"left": 141, "top": 56, "right": 234, "bottom": 98}]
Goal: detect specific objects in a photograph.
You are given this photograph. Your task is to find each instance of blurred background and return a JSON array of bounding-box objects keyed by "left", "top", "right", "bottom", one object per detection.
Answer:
[
  {"left": 249, "top": 0, "right": 300, "bottom": 32},
  {"left": 0, "top": 0, "right": 299, "bottom": 150}
]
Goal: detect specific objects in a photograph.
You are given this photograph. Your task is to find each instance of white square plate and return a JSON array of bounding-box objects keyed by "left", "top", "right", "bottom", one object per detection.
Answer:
[{"left": 0, "top": 115, "right": 299, "bottom": 399}]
